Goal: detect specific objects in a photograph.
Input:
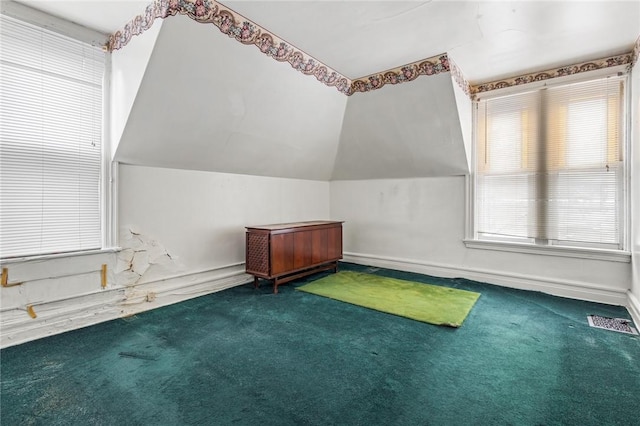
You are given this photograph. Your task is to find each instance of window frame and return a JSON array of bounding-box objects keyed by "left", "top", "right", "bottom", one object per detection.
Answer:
[
  {"left": 464, "top": 66, "right": 631, "bottom": 263},
  {"left": 0, "top": 3, "right": 117, "bottom": 262}
]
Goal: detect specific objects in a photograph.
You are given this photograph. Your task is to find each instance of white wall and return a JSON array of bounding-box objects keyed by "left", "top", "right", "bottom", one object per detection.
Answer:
[
  {"left": 110, "top": 18, "right": 163, "bottom": 157},
  {"left": 115, "top": 163, "right": 331, "bottom": 326},
  {"left": 331, "top": 176, "right": 631, "bottom": 306},
  {"left": 0, "top": 250, "right": 120, "bottom": 348},
  {"left": 0, "top": 164, "right": 330, "bottom": 348},
  {"left": 450, "top": 63, "right": 473, "bottom": 172},
  {"left": 630, "top": 55, "right": 640, "bottom": 324},
  {"left": 118, "top": 163, "right": 331, "bottom": 277}
]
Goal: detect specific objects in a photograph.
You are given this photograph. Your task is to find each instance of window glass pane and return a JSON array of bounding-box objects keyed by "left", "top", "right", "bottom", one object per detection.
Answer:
[
  {"left": 566, "top": 99, "right": 608, "bottom": 168},
  {"left": 476, "top": 90, "right": 539, "bottom": 240},
  {"left": 487, "top": 111, "right": 523, "bottom": 172},
  {"left": 477, "top": 173, "right": 536, "bottom": 239},
  {"left": 475, "top": 75, "right": 625, "bottom": 249},
  {"left": 0, "top": 15, "right": 104, "bottom": 258},
  {"left": 548, "top": 169, "right": 620, "bottom": 245}
]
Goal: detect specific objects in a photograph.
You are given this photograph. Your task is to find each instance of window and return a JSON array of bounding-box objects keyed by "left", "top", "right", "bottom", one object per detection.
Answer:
[
  {"left": 472, "top": 74, "right": 627, "bottom": 252},
  {"left": 0, "top": 15, "right": 105, "bottom": 258}
]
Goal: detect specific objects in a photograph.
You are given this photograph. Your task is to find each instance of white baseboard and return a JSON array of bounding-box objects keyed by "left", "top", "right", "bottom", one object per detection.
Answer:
[
  {"left": 627, "top": 291, "right": 640, "bottom": 326},
  {"left": 0, "top": 264, "right": 252, "bottom": 349},
  {"left": 343, "top": 252, "right": 629, "bottom": 307}
]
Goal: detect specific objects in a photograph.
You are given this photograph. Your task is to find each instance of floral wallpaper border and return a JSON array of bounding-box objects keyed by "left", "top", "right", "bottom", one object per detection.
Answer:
[
  {"left": 107, "top": 0, "right": 166, "bottom": 50},
  {"left": 469, "top": 52, "right": 633, "bottom": 96},
  {"left": 107, "top": 0, "right": 351, "bottom": 95},
  {"left": 632, "top": 35, "right": 640, "bottom": 67},
  {"left": 448, "top": 57, "right": 470, "bottom": 97},
  {"left": 348, "top": 54, "right": 450, "bottom": 94},
  {"left": 107, "top": 0, "right": 639, "bottom": 98}
]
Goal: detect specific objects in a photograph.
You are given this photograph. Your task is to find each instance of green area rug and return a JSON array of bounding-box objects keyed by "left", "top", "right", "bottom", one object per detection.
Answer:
[{"left": 297, "top": 271, "right": 480, "bottom": 327}]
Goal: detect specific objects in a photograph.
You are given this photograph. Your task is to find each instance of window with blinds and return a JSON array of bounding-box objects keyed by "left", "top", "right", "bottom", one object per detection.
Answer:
[
  {"left": 474, "top": 74, "right": 626, "bottom": 250},
  {"left": 0, "top": 15, "right": 105, "bottom": 258}
]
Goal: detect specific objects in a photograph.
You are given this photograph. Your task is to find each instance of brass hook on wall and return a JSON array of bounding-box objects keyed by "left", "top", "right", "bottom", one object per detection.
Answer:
[{"left": 1, "top": 267, "right": 23, "bottom": 288}]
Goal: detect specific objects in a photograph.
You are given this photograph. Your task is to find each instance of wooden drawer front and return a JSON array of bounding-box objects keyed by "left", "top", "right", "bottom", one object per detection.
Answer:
[
  {"left": 246, "top": 232, "right": 269, "bottom": 275},
  {"left": 271, "top": 233, "right": 295, "bottom": 276}
]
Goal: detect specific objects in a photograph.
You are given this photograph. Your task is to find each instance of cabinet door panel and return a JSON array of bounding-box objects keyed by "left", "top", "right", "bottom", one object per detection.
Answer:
[
  {"left": 311, "top": 229, "right": 329, "bottom": 264},
  {"left": 271, "top": 233, "right": 295, "bottom": 275},
  {"left": 327, "top": 225, "right": 342, "bottom": 260},
  {"left": 293, "top": 230, "right": 313, "bottom": 269}
]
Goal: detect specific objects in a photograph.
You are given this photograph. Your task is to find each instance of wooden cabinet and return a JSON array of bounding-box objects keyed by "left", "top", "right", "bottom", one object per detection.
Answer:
[{"left": 245, "top": 221, "right": 343, "bottom": 293}]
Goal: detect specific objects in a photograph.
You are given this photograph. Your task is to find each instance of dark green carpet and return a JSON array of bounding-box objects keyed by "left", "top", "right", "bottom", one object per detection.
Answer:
[
  {"left": 1, "top": 263, "right": 639, "bottom": 425},
  {"left": 297, "top": 271, "right": 480, "bottom": 327}
]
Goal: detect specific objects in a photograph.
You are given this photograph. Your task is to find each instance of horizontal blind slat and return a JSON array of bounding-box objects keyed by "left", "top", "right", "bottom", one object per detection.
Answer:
[
  {"left": 0, "top": 15, "right": 104, "bottom": 258},
  {"left": 476, "top": 74, "right": 625, "bottom": 248}
]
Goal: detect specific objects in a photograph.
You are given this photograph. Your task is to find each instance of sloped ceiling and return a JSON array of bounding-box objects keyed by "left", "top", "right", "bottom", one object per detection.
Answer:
[
  {"left": 112, "top": 7, "right": 470, "bottom": 180},
  {"left": 333, "top": 74, "right": 468, "bottom": 180},
  {"left": 114, "top": 14, "right": 347, "bottom": 180},
  {"left": 9, "top": 0, "right": 640, "bottom": 181}
]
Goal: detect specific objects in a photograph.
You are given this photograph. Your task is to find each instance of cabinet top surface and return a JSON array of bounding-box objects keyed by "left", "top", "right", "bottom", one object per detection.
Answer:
[{"left": 246, "top": 220, "right": 343, "bottom": 231}]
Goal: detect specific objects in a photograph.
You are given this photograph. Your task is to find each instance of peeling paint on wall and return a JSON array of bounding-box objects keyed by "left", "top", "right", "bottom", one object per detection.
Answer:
[
  {"left": 116, "top": 228, "right": 181, "bottom": 286},
  {"left": 1, "top": 223, "right": 248, "bottom": 348}
]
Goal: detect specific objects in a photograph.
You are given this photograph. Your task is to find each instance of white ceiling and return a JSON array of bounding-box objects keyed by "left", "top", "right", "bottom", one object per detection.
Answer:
[
  {"left": 11, "top": 0, "right": 640, "bottom": 84},
  {"left": 11, "top": 0, "right": 149, "bottom": 34},
  {"left": 225, "top": 0, "right": 640, "bottom": 82}
]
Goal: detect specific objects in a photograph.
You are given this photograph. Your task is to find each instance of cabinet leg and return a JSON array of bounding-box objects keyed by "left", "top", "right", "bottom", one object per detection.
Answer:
[
  {"left": 273, "top": 279, "right": 279, "bottom": 294},
  {"left": 253, "top": 276, "right": 259, "bottom": 289}
]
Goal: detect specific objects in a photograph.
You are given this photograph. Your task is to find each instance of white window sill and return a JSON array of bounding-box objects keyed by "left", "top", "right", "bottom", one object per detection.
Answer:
[
  {"left": 1, "top": 247, "right": 122, "bottom": 265},
  {"left": 463, "top": 239, "right": 631, "bottom": 263}
]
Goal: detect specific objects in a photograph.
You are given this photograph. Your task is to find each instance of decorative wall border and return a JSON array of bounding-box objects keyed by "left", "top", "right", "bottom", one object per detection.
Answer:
[
  {"left": 348, "top": 54, "right": 450, "bottom": 95},
  {"left": 107, "top": 0, "right": 639, "bottom": 98},
  {"left": 469, "top": 52, "right": 633, "bottom": 96},
  {"left": 107, "top": 0, "right": 351, "bottom": 95},
  {"left": 107, "top": 0, "right": 167, "bottom": 50},
  {"left": 632, "top": 35, "right": 640, "bottom": 67},
  {"left": 448, "top": 57, "right": 471, "bottom": 97}
]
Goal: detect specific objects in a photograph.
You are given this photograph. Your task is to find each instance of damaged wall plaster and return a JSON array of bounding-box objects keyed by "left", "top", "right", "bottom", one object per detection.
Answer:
[
  {"left": 1, "top": 226, "right": 248, "bottom": 348},
  {"left": 116, "top": 227, "right": 181, "bottom": 287}
]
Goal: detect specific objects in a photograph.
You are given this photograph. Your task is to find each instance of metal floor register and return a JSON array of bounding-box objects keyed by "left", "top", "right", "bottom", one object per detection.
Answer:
[{"left": 587, "top": 315, "right": 638, "bottom": 335}]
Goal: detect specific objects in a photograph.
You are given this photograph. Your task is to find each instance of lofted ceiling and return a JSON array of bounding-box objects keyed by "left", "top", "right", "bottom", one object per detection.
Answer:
[
  {"left": 6, "top": 0, "right": 640, "bottom": 181},
  {"left": 114, "top": 14, "right": 348, "bottom": 180},
  {"left": 11, "top": 0, "right": 640, "bottom": 84}
]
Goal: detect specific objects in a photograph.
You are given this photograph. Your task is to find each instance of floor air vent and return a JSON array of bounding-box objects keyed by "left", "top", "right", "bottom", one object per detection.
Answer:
[{"left": 587, "top": 315, "right": 638, "bottom": 335}]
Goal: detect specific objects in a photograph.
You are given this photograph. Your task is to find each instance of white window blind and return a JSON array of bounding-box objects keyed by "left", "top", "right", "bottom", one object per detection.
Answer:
[
  {"left": 475, "top": 75, "right": 625, "bottom": 249},
  {"left": 0, "top": 15, "right": 105, "bottom": 258}
]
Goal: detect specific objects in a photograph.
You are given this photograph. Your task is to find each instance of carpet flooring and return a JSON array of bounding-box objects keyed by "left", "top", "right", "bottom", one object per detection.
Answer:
[{"left": 1, "top": 262, "right": 639, "bottom": 425}]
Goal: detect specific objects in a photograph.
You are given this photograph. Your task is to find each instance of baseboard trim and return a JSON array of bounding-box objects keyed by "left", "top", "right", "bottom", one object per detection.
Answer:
[
  {"left": 0, "top": 264, "right": 252, "bottom": 349},
  {"left": 343, "top": 252, "right": 628, "bottom": 306},
  {"left": 627, "top": 291, "right": 640, "bottom": 326},
  {"left": 119, "top": 264, "right": 251, "bottom": 316}
]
